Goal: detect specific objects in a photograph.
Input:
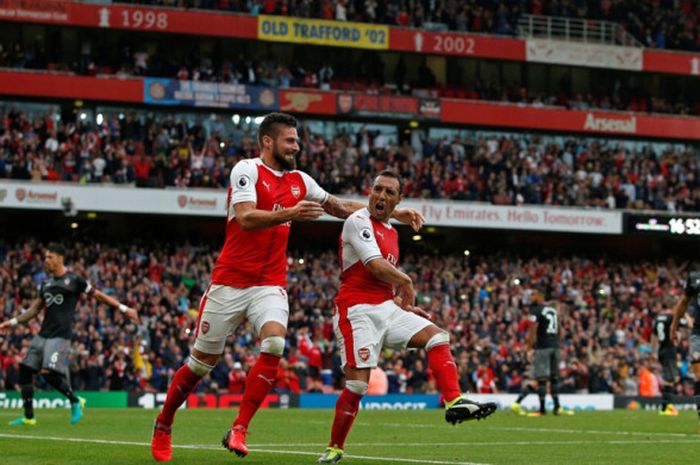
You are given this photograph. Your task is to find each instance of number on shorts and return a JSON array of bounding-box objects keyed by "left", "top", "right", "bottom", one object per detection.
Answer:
[{"left": 49, "top": 351, "right": 59, "bottom": 369}]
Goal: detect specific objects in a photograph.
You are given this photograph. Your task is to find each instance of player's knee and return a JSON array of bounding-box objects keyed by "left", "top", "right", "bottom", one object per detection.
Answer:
[
  {"left": 187, "top": 355, "right": 215, "bottom": 377},
  {"left": 345, "top": 379, "right": 368, "bottom": 395},
  {"left": 260, "top": 336, "right": 285, "bottom": 356},
  {"left": 425, "top": 331, "right": 450, "bottom": 351},
  {"left": 18, "top": 364, "right": 35, "bottom": 385}
]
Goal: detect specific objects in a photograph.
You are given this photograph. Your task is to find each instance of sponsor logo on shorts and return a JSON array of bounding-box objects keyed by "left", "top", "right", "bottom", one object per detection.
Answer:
[
  {"left": 358, "top": 347, "right": 370, "bottom": 362},
  {"left": 201, "top": 321, "right": 210, "bottom": 335}
]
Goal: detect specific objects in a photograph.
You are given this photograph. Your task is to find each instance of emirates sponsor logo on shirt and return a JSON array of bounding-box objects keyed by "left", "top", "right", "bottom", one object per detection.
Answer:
[
  {"left": 290, "top": 184, "right": 301, "bottom": 199},
  {"left": 583, "top": 113, "right": 637, "bottom": 134},
  {"left": 358, "top": 347, "right": 370, "bottom": 362}
]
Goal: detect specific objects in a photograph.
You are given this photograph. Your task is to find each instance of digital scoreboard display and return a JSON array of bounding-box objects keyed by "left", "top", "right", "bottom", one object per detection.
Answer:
[{"left": 626, "top": 214, "right": 700, "bottom": 236}]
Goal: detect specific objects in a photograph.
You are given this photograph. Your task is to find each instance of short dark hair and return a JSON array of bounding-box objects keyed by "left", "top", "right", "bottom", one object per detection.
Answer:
[
  {"left": 46, "top": 243, "right": 66, "bottom": 258},
  {"left": 375, "top": 170, "right": 403, "bottom": 194},
  {"left": 257, "top": 112, "right": 298, "bottom": 147}
]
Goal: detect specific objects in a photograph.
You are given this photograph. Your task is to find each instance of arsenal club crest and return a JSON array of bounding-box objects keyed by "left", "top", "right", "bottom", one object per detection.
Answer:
[
  {"left": 290, "top": 184, "right": 301, "bottom": 199},
  {"left": 201, "top": 321, "right": 210, "bottom": 335},
  {"left": 358, "top": 347, "right": 370, "bottom": 362},
  {"left": 177, "top": 195, "right": 187, "bottom": 208},
  {"left": 15, "top": 188, "right": 26, "bottom": 202}
]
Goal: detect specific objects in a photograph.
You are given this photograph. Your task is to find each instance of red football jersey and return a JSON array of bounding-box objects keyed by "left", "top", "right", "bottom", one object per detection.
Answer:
[
  {"left": 336, "top": 208, "right": 399, "bottom": 308},
  {"left": 211, "top": 158, "right": 328, "bottom": 287}
]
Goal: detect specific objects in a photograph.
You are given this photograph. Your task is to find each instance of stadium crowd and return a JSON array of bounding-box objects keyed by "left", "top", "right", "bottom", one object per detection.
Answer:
[
  {"left": 0, "top": 239, "right": 697, "bottom": 398},
  {"left": 2, "top": 107, "right": 699, "bottom": 212},
  {"left": 3, "top": 38, "right": 698, "bottom": 117},
  {"left": 121, "top": 0, "right": 700, "bottom": 51}
]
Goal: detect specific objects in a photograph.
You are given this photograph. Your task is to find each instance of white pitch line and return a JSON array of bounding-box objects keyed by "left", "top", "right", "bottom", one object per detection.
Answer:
[
  {"left": 342, "top": 420, "right": 698, "bottom": 438},
  {"left": 0, "top": 433, "right": 491, "bottom": 465},
  {"left": 253, "top": 439, "right": 700, "bottom": 447}
]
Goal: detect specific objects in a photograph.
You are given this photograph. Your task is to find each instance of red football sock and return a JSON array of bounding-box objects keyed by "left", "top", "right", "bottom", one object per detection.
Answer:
[
  {"left": 328, "top": 388, "right": 362, "bottom": 449},
  {"left": 427, "top": 343, "right": 462, "bottom": 403},
  {"left": 233, "top": 353, "right": 280, "bottom": 429},
  {"left": 157, "top": 364, "right": 202, "bottom": 426}
]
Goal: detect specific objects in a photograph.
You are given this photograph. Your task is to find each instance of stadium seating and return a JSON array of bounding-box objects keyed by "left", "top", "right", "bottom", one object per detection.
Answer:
[
  {"left": 1, "top": 107, "right": 698, "bottom": 212},
  {"left": 0, "top": 240, "right": 696, "bottom": 397},
  {"left": 117, "top": 0, "right": 700, "bottom": 52}
]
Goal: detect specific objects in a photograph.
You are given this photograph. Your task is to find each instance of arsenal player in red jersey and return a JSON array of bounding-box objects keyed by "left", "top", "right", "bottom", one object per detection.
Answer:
[
  {"left": 150, "top": 113, "right": 424, "bottom": 462},
  {"left": 317, "top": 171, "right": 497, "bottom": 464}
]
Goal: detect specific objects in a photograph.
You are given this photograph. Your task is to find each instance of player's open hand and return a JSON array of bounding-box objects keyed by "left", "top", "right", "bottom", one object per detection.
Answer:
[
  {"left": 404, "top": 304, "right": 431, "bottom": 320},
  {"left": 292, "top": 200, "right": 325, "bottom": 221},
  {"left": 0, "top": 320, "right": 11, "bottom": 334},
  {"left": 393, "top": 208, "right": 425, "bottom": 232},
  {"left": 124, "top": 307, "right": 140, "bottom": 324},
  {"left": 394, "top": 283, "right": 416, "bottom": 310},
  {"left": 670, "top": 324, "right": 679, "bottom": 346}
]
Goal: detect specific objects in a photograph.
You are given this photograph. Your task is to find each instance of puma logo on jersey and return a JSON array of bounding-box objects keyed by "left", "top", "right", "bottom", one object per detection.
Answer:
[
  {"left": 375, "top": 230, "right": 384, "bottom": 239},
  {"left": 262, "top": 180, "right": 271, "bottom": 191},
  {"left": 257, "top": 374, "right": 275, "bottom": 385}
]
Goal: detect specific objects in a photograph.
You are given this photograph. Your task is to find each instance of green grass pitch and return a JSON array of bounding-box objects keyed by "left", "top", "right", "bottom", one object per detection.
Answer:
[{"left": 1, "top": 408, "right": 699, "bottom": 465}]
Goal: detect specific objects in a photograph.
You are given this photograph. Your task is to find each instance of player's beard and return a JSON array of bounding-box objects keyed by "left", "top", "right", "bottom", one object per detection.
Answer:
[{"left": 273, "top": 143, "right": 297, "bottom": 171}]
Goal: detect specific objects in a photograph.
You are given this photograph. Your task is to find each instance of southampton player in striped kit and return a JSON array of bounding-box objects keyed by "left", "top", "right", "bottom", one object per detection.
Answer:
[
  {"left": 150, "top": 113, "right": 424, "bottom": 461},
  {"left": 317, "top": 171, "right": 497, "bottom": 464}
]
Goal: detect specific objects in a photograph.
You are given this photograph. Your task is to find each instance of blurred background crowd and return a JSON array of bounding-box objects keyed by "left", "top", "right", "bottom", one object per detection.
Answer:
[
  {"left": 2, "top": 108, "right": 698, "bottom": 212},
  {"left": 0, "top": 240, "right": 696, "bottom": 398}
]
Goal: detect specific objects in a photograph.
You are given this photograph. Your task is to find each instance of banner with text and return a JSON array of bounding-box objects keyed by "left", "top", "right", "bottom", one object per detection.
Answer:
[
  {"left": 129, "top": 392, "right": 289, "bottom": 409},
  {"left": 0, "top": 181, "right": 622, "bottom": 234},
  {"left": 526, "top": 39, "right": 642, "bottom": 70},
  {"left": 0, "top": 391, "right": 127, "bottom": 408},
  {"left": 0, "top": 0, "right": 258, "bottom": 39},
  {"left": 390, "top": 28, "right": 525, "bottom": 61},
  {"left": 441, "top": 99, "right": 700, "bottom": 141},
  {"left": 258, "top": 15, "right": 388, "bottom": 50},
  {"left": 337, "top": 93, "right": 420, "bottom": 118},
  {"left": 467, "top": 393, "right": 614, "bottom": 411},
  {"left": 643, "top": 50, "right": 700, "bottom": 76},
  {"left": 143, "top": 78, "right": 279, "bottom": 110},
  {"left": 299, "top": 393, "right": 439, "bottom": 409}
]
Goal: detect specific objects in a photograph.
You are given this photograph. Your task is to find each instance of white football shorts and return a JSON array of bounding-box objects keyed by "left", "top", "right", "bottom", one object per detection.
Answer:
[
  {"left": 193, "top": 284, "right": 289, "bottom": 354},
  {"left": 334, "top": 299, "right": 432, "bottom": 369}
]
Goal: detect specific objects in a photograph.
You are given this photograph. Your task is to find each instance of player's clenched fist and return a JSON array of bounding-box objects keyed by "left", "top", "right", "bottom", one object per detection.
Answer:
[{"left": 291, "top": 200, "right": 325, "bottom": 221}]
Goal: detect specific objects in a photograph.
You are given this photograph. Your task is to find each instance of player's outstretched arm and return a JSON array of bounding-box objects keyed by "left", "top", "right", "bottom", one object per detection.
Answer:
[
  {"left": 322, "top": 195, "right": 425, "bottom": 231},
  {"left": 670, "top": 294, "right": 689, "bottom": 346},
  {"left": 322, "top": 195, "right": 364, "bottom": 220},
  {"left": 525, "top": 322, "right": 537, "bottom": 350},
  {"left": 93, "top": 289, "right": 140, "bottom": 323},
  {"left": 235, "top": 201, "right": 324, "bottom": 229},
  {"left": 0, "top": 299, "right": 44, "bottom": 333},
  {"left": 391, "top": 208, "right": 425, "bottom": 232}
]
